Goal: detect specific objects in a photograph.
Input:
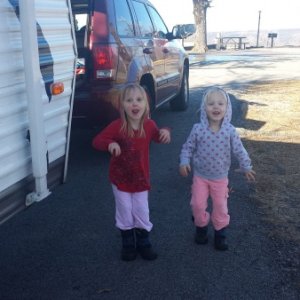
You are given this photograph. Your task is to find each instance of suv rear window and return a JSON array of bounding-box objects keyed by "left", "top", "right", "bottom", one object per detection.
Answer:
[{"left": 115, "top": 0, "right": 135, "bottom": 37}]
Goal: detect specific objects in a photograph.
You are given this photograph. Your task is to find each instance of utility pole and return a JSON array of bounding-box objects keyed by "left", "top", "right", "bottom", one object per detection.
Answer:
[{"left": 256, "top": 10, "right": 261, "bottom": 47}]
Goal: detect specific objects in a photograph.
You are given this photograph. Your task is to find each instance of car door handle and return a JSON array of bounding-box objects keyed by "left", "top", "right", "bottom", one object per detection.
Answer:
[
  {"left": 162, "top": 48, "right": 169, "bottom": 54},
  {"left": 143, "top": 48, "right": 153, "bottom": 54}
]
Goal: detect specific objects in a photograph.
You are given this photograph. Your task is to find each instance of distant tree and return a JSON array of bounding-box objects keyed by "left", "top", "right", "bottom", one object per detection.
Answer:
[{"left": 193, "top": 0, "right": 212, "bottom": 53}]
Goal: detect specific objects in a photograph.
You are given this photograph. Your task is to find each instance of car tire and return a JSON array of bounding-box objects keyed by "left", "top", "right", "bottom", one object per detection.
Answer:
[{"left": 170, "top": 65, "right": 189, "bottom": 111}]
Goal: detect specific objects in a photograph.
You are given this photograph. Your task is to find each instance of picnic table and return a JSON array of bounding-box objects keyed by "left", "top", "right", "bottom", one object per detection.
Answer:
[{"left": 216, "top": 36, "right": 248, "bottom": 50}]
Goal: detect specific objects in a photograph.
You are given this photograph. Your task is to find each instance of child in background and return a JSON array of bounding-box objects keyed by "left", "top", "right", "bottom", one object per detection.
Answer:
[
  {"left": 179, "top": 87, "right": 255, "bottom": 251},
  {"left": 92, "top": 83, "right": 170, "bottom": 261}
]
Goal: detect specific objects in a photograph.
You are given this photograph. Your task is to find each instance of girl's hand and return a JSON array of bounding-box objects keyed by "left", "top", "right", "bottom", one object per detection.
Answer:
[
  {"left": 159, "top": 129, "right": 171, "bottom": 144},
  {"left": 235, "top": 168, "right": 256, "bottom": 182},
  {"left": 179, "top": 165, "right": 191, "bottom": 177},
  {"left": 108, "top": 142, "right": 121, "bottom": 156},
  {"left": 245, "top": 169, "right": 256, "bottom": 182}
]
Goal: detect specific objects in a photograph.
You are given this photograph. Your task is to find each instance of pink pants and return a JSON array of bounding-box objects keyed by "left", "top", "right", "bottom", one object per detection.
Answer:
[
  {"left": 112, "top": 185, "right": 153, "bottom": 231},
  {"left": 191, "top": 175, "right": 230, "bottom": 231}
]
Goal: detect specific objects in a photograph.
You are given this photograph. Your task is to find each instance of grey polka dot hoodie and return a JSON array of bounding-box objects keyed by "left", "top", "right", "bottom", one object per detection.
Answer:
[{"left": 180, "top": 88, "right": 252, "bottom": 180}]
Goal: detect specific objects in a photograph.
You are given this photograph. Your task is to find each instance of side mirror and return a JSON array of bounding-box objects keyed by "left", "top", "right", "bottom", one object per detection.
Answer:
[
  {"left": 172, "top": 24, "right": 196, "bottom": 39},
  {"left": 171, "top": 26, "right": 181, "bottom": 39},
  {"left": 166, "top": 32, "right": 175, "bottom": 41}
]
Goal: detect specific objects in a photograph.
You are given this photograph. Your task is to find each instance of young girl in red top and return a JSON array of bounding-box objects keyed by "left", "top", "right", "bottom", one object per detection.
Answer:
[{"left": 92, "top": 83, "right": 171, "bottom": 261}]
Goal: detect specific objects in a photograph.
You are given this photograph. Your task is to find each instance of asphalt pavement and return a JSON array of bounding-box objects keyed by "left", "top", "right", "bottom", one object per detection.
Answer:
[{"left": 0, "top": 48, "right": 299, "bottom": 299}]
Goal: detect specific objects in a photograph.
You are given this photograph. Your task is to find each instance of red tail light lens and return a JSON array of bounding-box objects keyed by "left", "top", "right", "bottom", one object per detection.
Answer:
[{"left": 92, "top": 45, "right": 118, "bottom": 80}]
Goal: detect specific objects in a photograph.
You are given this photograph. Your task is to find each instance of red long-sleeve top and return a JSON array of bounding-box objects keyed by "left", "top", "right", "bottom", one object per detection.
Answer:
[{"left": 92, "top": 119, "right": 163, "bottom": 193}]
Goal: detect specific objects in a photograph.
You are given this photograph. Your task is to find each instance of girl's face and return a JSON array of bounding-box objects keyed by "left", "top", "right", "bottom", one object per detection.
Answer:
[
  {"left": 123, "top": 88, "right": 147, "bottom": 123},
  {"left": 205, "top": 91, "right": 227, "bottom": 124}
]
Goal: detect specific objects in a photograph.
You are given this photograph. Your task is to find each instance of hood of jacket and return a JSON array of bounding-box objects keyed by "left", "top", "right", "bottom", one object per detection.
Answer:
[{"left": 199, "top": 87, "right": 232, "bottom": 130}]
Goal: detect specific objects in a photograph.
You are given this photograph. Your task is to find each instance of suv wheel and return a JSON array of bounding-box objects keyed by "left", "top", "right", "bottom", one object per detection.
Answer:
[{"left": 170, "top": 65, "right": 189, "bottom": 111}]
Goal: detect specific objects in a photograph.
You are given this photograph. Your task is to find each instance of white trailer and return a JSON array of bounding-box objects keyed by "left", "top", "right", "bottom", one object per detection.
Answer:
[{"left": 0, "top": 0, "right": 76, "bottom": 224}]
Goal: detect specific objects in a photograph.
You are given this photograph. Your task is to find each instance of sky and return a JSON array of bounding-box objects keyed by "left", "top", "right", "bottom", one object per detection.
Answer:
[{"left": 150, "top": 0, "right": 300, "bottom": 32}]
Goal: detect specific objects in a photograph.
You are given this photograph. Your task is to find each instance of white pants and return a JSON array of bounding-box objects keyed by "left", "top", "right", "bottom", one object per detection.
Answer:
[{"left": 112, "top": 185, "right": 153, "bottom": 231}]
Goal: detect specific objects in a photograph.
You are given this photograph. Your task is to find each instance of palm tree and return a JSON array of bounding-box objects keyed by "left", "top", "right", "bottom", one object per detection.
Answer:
[{"left": 193, "top": 0, "right": 212, "bottom": 53}]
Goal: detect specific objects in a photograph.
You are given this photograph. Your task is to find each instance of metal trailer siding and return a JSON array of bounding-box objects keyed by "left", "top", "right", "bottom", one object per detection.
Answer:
[{"left": 0, "top": 0, "right": 76, "bottom": 224}]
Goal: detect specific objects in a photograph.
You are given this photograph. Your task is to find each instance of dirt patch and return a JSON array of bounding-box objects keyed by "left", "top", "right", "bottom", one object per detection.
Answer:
[
  {"left": 229, "top": 80, "right": 300, "bottom": 287},
  {"left": 232, "top": 80, "right": 300, "bottom": 241}
]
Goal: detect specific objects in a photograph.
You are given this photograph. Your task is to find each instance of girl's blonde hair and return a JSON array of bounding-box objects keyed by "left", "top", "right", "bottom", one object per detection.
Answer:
[{"left": 119, "top": 83, "right": 150, "bottom": 137}]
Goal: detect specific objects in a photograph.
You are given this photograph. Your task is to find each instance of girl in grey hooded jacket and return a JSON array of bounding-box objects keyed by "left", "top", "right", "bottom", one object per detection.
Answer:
[{"left": 179, "top": 87, "right": 255, "bottom": 250}]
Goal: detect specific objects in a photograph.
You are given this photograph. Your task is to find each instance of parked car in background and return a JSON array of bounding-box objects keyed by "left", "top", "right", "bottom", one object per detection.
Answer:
[
  {"left": 76, "top": 59, "right": 85, "bottom": 76},
  {"left": 71, "top": 0, "right": 190, "bottom": 127}
]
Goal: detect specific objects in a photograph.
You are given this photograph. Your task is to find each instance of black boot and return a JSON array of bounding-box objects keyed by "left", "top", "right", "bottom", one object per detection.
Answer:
[
  {"left": 120, "top": 229, "right": 138, "bottom": 261},
  {"left": 195, "top": 226, "right": 208, "bottom": 245},
  {"left": 214, "top": 228, "right": 228, "bottom": 251},
  {"left": 135, "top": 228, "right": 157, "bottom": 260}
]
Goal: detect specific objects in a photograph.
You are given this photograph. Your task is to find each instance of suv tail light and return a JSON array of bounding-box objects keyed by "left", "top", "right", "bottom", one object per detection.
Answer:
[{"left": 92, "top": 45, "right": 118, "bottom": 80}]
